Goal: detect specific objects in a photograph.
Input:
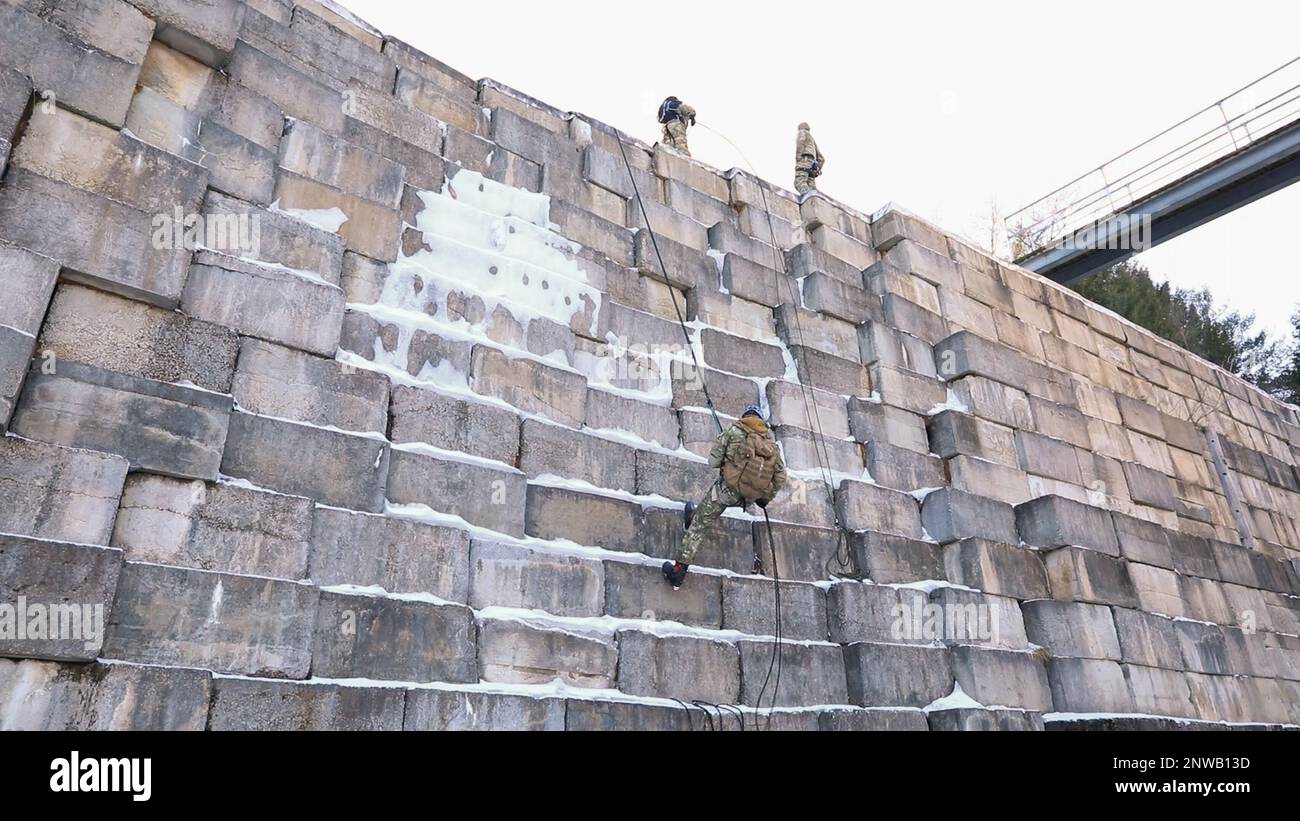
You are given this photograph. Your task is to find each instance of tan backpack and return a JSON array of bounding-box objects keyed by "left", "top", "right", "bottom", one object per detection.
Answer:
[{"left": 721, "top": 423, "right": 780, "bottom": 501}]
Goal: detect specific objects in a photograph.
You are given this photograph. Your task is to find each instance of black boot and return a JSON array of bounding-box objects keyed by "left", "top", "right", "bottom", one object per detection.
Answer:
[
  {"left": 683, "top": 501, "right": 696, "bottom": 531},
  {"left": 662, "top": 561, "right": 688, "bottom": 589}
]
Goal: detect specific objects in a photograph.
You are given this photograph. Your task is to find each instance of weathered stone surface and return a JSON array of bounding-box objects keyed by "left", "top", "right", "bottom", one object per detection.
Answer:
[
  {"left": 203, "top": 191, "right": 344, "bottom": 281},
  {"left": 1047, "top": 657, "right": 1133, "bottom": 714},
  {"left": 1, "top": 325, "right": 35, "bottom": 428},
  {"left": 604, "top": 560, "right": 722, "bottom": 627},
  {"left": 519, "top": 418, "right": 636, "bottom": 492},
  {"left": 852, "top": 531, "right": 944, "bottom": 584},
  {"left": 921, "top": 488, "right": 1019, "bottom": 545},
  {"left": 765, "top": 380, "right": 850, "bottom": 439},
  {"left": 232, "top": 338, "right": 389, "bottom": 433},
  {"left": 13, "top": 361, "right": 231, "bottom": 481},
  {"left": 948, "top": 645, "right": 1053, "bottom": 712},
  {"left": 182, "top": 252, "right": 345, "bottom": 356},
  {"left": 0, "top": 2, "right": 148, "bottom": 127},
  {"left": 478, "top": 620, "right": 616, "bottom": 688},
  {"left": 1021, "top": 600, "right": 1121, "bottom": 660},
  {"left": 470, "top": 541, "right": 603, "bottom": 617},
  {"left": 848, "top": 397, "right": 930, "bottom": 453},
  {"left": 583, "top": 388, "right": 680, "bottom": 449},
  {"left": 1015, "top": 429, "right": 1083, "bottom": 485},
  {"left": 843, "top": 642, "right": 953, "bottom": 708},
  {"left": 738, "top": 641, "right": 848, "bottom": 707},
  {"left": 1016, "top": 495, "right": 1120, "bottom": 555},
  {"left": 0, "top": 534, "right": 123, "bottom": 661},
  {"left": 129, "top": 0, "right": 245, "bottom": 65},
  {"left": 866, "top": 441, "right": 945, "bottom": 492},
  {"left": 803, "top": 272, "right": 881, "bottom": 325},
  {"left": 700, "top": 327, "right": 786, "bottom": 378},
  {"left": 524, "top": 484, "right": 639, "bottom": 550},
  {"left": 943, "top": 538, "right": 1049, "bottom": 600},
  {"left": 928, "top": 588, "right": 1029, "bottom": 650},
  {"left": 827, "top": 581, "right": 927, "bottom": 644},
  {"left": 0, "top": 659, "right": 210, "bottom": 731},
  {"left": 111, "top": 475, "right": 311, "bottom": 579},
  {"left": 927, "top": 707, "right": 1044, "bottom": 732},
  {"left": 820, "top": 707, "right": 930, "bottom": 731},
  {"left": 564, "top": 698, "right": 692, "bottom": 731},
  {"left": 779, "top": 425, "right": 862, "bottom": 475},
  {"left": 272, "top": 171, "right": 402, "bottom": 262},
  {"left": 0, "top": 436, "right": 128, "bottom": 546},
  {"left": 835, "top": 480, "right": 923, "bottom": 538},
  {"left": 1044, "top": 547, "right": 1140, "bottom": 608},
  {"left": 388, "top": 385, "right": 520, "bottom": 465},
  {"left": 0, "top": 169, "right": 191, "bottom": 307},
  {"left": 1122, "top": 664, "right": 1198, "bottom": 719},
  {"left": 758, "top": 520, "right": 846, "bottom": 582},
  {"left": 1111, "top": 513, "right": 1175, "bottom": 568},
  {"left": 642, "top": 506, "right": 755, "bottom": 574},
  {"left": 103, "top": 561, "right": 317, "bottom": 677},
  {"left": 222, "top": 410, "right": 388, "bottom": 512},
  {"left": 789, "top": 345, "right": 872, "bottom": 398},
  {"left": 948, "top": 454, "right": 1032, "bottom": 506},
  {"left": 387, "top": 446, "right": 526, "bottom": 536},
  {"left": 1173, "top": 621, "right": 1232, "bottom": 675},
  {"left": 1112, "top": 607, "right": 1184, "bottom": 669},
  {"left": 311, "top": 590, "right": 476, "bottom": 682},
  {"left": 208, "top": 678, "right": 404, "bottom": 730},
  {"left": 405, "top": 689, "right": 565, "bottom": 731},
  {"left": 0, "top": 243, "right": 59, "bottom": 337},
  {"left": 310, "top": 507, "right": 470, "bottom": 601},
  {"left": 634, "top": 449, "right": 714, "bottom": 502},
  {"left": 927, "top": 409, "right": 1018, "bottom": 466},
  {"left": 615, "top": 630, "right": 740, "bottom": 703},
  {"left": 470, "top": 345, "right": 588, "bottom": 427},
  {"left": 722, "top": 576, "right": 827, "bottom": 641}
]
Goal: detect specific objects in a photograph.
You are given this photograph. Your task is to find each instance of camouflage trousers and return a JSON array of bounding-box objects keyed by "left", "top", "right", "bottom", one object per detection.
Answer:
[
  {"left": 794, "top": 165, "right": 817, "bottom": 194},
  {"left": 662, "top": 120, "right": 691, "bottom": 156},
  {"left": 678, "top": 479, "right": 747, "bottom": 565}
]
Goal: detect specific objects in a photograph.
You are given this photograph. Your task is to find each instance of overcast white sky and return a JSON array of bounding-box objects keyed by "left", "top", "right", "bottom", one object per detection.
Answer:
[{"left": 340, "top": 0, "right": 1300, "bottom": 337}]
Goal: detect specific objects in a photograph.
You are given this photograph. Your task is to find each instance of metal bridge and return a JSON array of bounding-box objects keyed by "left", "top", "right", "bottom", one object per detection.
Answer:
[{"left": 1007, "top": 55, "right": 1300, "bottom": 284}]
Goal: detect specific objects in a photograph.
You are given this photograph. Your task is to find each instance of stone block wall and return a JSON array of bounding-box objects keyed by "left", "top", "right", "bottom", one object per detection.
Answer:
[{"left": 1, "top": 0, "right": 1298, "bottom": 730}]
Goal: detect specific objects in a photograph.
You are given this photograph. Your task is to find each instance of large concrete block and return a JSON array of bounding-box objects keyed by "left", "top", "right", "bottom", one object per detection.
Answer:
[
  {"left": 943, "top": 538, "right": 1050, "bottom": 600},
  {"left": 700, "top": 327, "right": 786, "bottom": 379},
  {"left": 563, "top": 698, "right": 693, "bottom": 731},
  {"left": 0, "top": 2, "right": 148, "bottom": 127},
  {"left": 0, "top": 243, "right": 59, "bottom": 337},
  {"left": 39, "top": 283, "right": 239, "bottom": 394},
  {"left": 128, "top": 0, "right": 245, "bottom": 66},
  {"left": 584, "top": 388, "right": 680, "bottom": 450},
  {"left": 1044, "top": 547, "right": 1140, "bottom": 609},
  {"left": 721, "top": 252, "right": 784, "bottom": 307},
  {"left": 852, "top": 531, "right": 945, "bottom": 584},
  {"left": 1111, "top": 512, "right": 1175, "bottom": 568},
  {"left": 0, "top": 534, "right": 124, "bottom": 661},
  {"left": 788, "top": 345, "right": 872, "bottom": 398},
  {"left": 672, "top": 364, "right": 761, "bottom": 414},
  {"left": 615, "top": 630, "right": 740, "bottom": 704},
  {"left": 469, "top": 541, "right": 603, "bottom": 617},
  {"left": 819, "top": 707, "right": 930, "bottom": 731},
  {"left": 738, "top": 641, "right": 848, "bottom": 707},
  {"left": 928, "top": 588, "right": 1029, "bottom": 650},
  {"left": 272, "top": 170, "right": 402, "bottom": 262},
  {"left": 927, "top": 707, "right": 1044, "bottom": 732},
  {"left": 519, "top": 418, "right": 636, "bottom": 492},
  {"left": 835, "top": 480, "right": 923, "bottom": 538},
  {"left": 1112, "top": 607, "right": 1184, "bottom": 669},
  {"left": 1014, "top": 430, "right": 1084, "bottom": 485},
  {"left": 765, "top": 380, "right": 851, "bottom": 440},
  {"left": 1015, "top": 495, "right": 1120, "bottom": 555},
  {"left": 949, "top": 375, "right": 1033, "bottom": 430},
  {"left": 103, "top": 561, "right": 317, "bottom": 677},
  {"left": 12, "top": 361, "right": 231, "bottom": 480},
  {"left": 1021, "top": 600, "right": 1121, "bottom": 660},
  {"left": 208, "top": 678, "right": 405, "bottom": 730},
  {"left": 948, "top": 454, "right": 1032, "bottom": 506},
  {"left": 278, "top": 118, "right": 403, "bottom": 209},
  {"left": 203, "top": 190, "right": 345, "bottom": 281},
  {"left": 0, "top": 169, "right": 191, "bottom": 307},
  {"left": 1, "top": 325, "right": 36, "bottom": 429},
  {"left": 866, "top": 442, "right": 945, "bottom": 492},
  {"left": 1122, "top": 664, "right": 1197, "bottom": 719},
  {"left": 722, "top": 576, "right": 827, "bottom": 641},
  {"left": 948, "top": 645, "right": 1053, "bottom": 712},
  {"left": 921, "top": 488, "right": 1019, "bottom": 545},
  {"left": 778, "top": 425, "right": 863, "bottom": 475},
  {"left": 1046, "top": 657, "right": 1133, "bottom": 714},
  {"left": 827, "top": 581, "right": 927, "bottom": 644},
  {"left": 848, "top": 397, "right": 930, "bottom": 453},
  {"left": 758, "top": 520, "right": 847, "bottom": 583},
  {"left": 405, "top": 689, "right": 565, "bottom": 731},
  {"left": 478, "top": 619, "right": 616, "bottom": 689},
  {"left": 387, "top": 446, "right": 526, "bottom": 536},
  {"left": 604, "top": 559, "right": 722, "bottom": 627},
  {"left": 232, "top": 338, "right": 389, "bottom": 434},
  {"left": 524, "top": 483, "right": 640, "bottom": 550},
  {"left": 843, "top": 642, "right": 953, "bottom": 708},
  {"left": 312, "top": 589, "right": 476, "bottom": 682},
  {"left": 0, "top": 659, "right": 210, "bottom": 730},
  {"left": 111, "top": 474, "right": 312, "bottom": 579},
  {"left": 388, "top": 385, "right": 520, "bottom": 466},
  {"left": 634, "top": 449, "right": 715, "bottom": 502},
  {"left": 182, "top": 252, "right": 345, "bottom": 356},
  {"left": 470, "top": 345, "right": 588, "bottom": 427},
  {"left": 222, "top": 409, "right": 389, "bottom": 511},
  {"left": 776, "top": 303, "right": 861, "bottom": 362},
  {"left": 310, "top": 507, "right": 470, "bottom": 601},
  {"left": 14, "top": 105, "right": 207, "bottom": 213},
  {"left": 0, "top": 436, "right": 128, "bottom": 546},
  {"left": 803, "top": 272, "right": 881, "bottom": 326},
  {"left": 927, "top": 409, "right": 1018, "bottom": 467}
]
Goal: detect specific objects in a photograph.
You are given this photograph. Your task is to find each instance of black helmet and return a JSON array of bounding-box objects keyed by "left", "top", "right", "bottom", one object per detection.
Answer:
[{"left": 658, "top": 96, "right": 683, "bottom": 125}]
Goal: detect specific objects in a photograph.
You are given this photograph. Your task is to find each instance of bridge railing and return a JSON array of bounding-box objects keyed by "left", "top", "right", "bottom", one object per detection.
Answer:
[{"left": 1006, "top": 55, "right": 1300, "bottom": 257}]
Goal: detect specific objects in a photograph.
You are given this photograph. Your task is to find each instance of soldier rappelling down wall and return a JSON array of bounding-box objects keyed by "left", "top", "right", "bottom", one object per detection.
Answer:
[
  {"left": 663, "top": 406, "right": 788, "bottom": 589},
  {"left": 658, "top": 96, "right": 696, "bottom": 156},
  {"left": 794, "top": 122, "right": 825, "bottom": 195}
]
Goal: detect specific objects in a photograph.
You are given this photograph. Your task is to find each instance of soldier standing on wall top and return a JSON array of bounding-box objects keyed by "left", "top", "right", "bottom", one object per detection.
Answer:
[
  {"left": 794, "top": 122, "right": 825, "bottom": 195},
  {"left": 658, "top": 96, "right": 696, "bottom": 156},
  {"left": 663, "top": 405, "right": 788, "bottom": 589}
]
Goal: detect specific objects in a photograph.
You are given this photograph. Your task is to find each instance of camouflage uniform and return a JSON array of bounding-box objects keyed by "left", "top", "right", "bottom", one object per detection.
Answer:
[
  {"left": 794, "top": 123, "right": 824, "bottom": 195},
  {"left": 677, "top": 418, "right": 787, "bottom": 565},
  {"left": 662, "top": 102, "right": 696, "bottom": 156}
]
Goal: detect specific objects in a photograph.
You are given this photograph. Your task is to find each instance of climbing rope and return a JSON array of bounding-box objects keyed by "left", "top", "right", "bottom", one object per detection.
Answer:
[{"left": 753, "top": 508, "right": 785, "bottom": 730}]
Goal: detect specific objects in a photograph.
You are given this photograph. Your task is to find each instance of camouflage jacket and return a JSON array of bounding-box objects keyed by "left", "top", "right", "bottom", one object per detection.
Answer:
[
  {"left": 795, "top": 127, "right": 824, "bottom": 168},
  {"left": 707, "top": 417, "right": 788, "bottom": 502}
]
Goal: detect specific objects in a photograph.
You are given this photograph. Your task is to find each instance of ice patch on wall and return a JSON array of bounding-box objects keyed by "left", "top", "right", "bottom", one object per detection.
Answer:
[{"left": 379, "top": 169, "right": 601, "bottom": 343}]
